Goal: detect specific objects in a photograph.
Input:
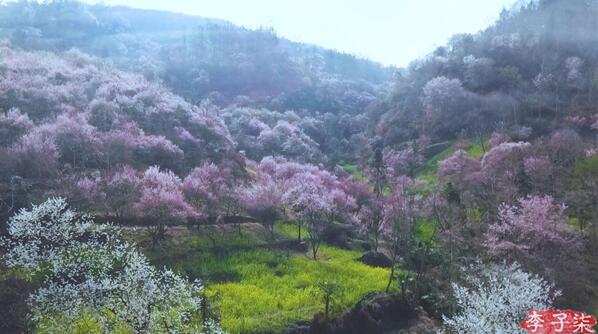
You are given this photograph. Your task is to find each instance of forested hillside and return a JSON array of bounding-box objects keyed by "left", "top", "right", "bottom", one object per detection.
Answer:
[
  {"left": 376, "top": 0, "right": 598, "bottom": 145},
  {"left": 0, "top": 0, "right": 597, "bottom": 333},
  {"left": 0, "top": 0, "right": 392, "bottom": 165}
]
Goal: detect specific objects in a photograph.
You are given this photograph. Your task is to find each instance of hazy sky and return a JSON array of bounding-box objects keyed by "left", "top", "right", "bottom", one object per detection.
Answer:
[{"left": 86, "top": 0, "right": 518, "bottom": 67}]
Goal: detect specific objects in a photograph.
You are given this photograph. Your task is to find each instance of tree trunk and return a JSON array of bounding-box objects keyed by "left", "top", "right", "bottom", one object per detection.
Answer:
[
  {"left": 311, "top": 240, "right": 319, "bottom": 260},
  {"left": 270, "top": 224, "right": 275, "bottom": 241},
  {"left": 386, "top": 265, "right": 395, "bottom": 293}
]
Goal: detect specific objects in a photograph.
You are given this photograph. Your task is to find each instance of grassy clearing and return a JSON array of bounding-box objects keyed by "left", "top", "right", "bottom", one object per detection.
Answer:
[
  {"left": 341, "top": 163, "right": 367, "bottom": 181},
  {"left": 416, "top": 142, "right": 455, "bottom": 188},
  {"left": 141, "top": 223, "right": 390, "bottom": 334},
  {"left": 466, "top": 142, "right": 485, "bottom": 159},
  {"left": 208, "top": 246, "right": 390, "bottom": 333}
]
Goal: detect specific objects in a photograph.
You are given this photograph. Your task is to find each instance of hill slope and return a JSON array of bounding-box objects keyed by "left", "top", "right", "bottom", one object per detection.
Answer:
[{"left": 375, "top": 0, "right": 598, "bottom": 147}]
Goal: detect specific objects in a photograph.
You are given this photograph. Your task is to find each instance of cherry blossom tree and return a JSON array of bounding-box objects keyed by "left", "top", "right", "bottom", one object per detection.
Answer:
[
  {"left": 283, "top": 171, "right": 334, "bottom": 259},
  {"left": 523, "top": 156, "right": 554, "bottom": 193},
  {"left": 488, "top": 131, "right": 510, "bottom": 149},
  {"left": 0, "top": 45, "right": 237, "bottom": 175},
  {"left": 384, "top": 136, "right": 429, "bottom": 177},
  {"left": 258, "top": 120, "right": 323, "bottom": 162},
  {"left": 75, "top": 165, "right": 141, "bottom": 220},
  {"left": 9, "top": 126, "right": 59, "bottom": 178},
  {"left": 480, "top": 141, "right": 531, "bottom": 205},
  {"left": 438, "top": 141, "right": 532, "bottom": 213},
  {"left": 486, "top": 195, "right": 583, "bottom": 277},
  {"left": 356, "top": 196, "right": 384, "bottom": 252},
  {"left": 182, "top": 163, "right": 237, "bottom": 243},
  {"left": 380, "top": 176, "right": 424, "bottom": 291},
  {"left": 544, "top": 129, "right": 584, "bottom": 182},
  {"left": 137, "top": 166, "right": 195, "bottom": 246},
  {"left": 103, "top": 121, "right": 184, "bottom": 171},
  {"left": 254, "top": 156, "right": 317, "bottom": 242},
  {"left": 278, "top": 161, "right": 356, "bottom": 259},
  {"left": 0, "top": 108, "right": 33, "bottom": 146},
  {"left": 238, "top": 174, "right": 284, "bottom": 239},
  {"left": 437, "top": 149, "right": 482, "bottom": 200},
  {"left": 183, "top": 163, "right": 232, "bottom": 218},
  {"left": 52, "top": 113, "right": 104, "bottom": 169}
]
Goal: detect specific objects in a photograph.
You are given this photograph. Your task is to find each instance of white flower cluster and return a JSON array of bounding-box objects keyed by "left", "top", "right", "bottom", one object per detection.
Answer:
[
  {"left": 1, "top": 197, "right": 225, "bottom": 333},
  {"left": 442, "top": 262, "right": 559, "bottom": 334}
]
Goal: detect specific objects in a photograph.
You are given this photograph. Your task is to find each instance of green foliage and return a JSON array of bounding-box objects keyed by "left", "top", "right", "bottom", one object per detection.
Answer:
[
  {"left": 315, "top": 280, "right": 342, "bottom": 318},
  {"left": 341, "top": 163, "right": 367, "bottom": 181},
  {"left": 465, "top": 141, "right": 485, "bottom": 159},
  {"left": 573, "top": 155, "right": 598, "bottom": 178},
  {"left": 567, "top": 217, "right": 580, "bottom": 228},
  {"left": 143, "top": 225, "right": 390, "bottom": 333},
  {"left": 416, "top": 218, "right": 437, "bottom": 244},
  {"left": 416, "top": 141, "right": 456, "bottom": 186},
  {"left": 35, "top": 309, "right": 134, "bottom": 334},
  {"left": 274, "top": 221, "right": 301, "bottom": 239}
]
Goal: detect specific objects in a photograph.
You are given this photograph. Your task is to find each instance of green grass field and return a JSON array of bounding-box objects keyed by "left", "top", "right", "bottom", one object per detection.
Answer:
[
  {"left": 341, "top": 163, "right": 367, "bottom": 181},
  {"left": 142, "top": 223, "right": 391, "bottom": 333}
]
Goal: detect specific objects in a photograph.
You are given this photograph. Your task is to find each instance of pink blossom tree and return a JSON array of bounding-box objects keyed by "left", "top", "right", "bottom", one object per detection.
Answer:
[
  {"left": 103, "top": 122, "right": 184, "bottom": 171},
  {"left": 480, "top": 141, "right": 531, "bottom": 205},
  {"left": 51, "top": 113, "right": 104, "bottom": 169},
  {"left": 10, "top": 127, "right": 59, "bottom": 178},
  {"left": 258, "top": 120, "right": 322, "bottom": 162},
  {"left": 487, "top": 131, "right": 510, "bottom": 149},
  {"left": 356, "top": 196, "right": 384, "bottom": 252},
  {"left": 0, "top": 108, "right": 33, "bottom": 146},
  {"left": 282, "top": 166, "right": 356, "bottom": 259},
  {"left": 283, "top": 171, "right": 334, "bottom": 259},
  {"left": 523, "top": 156, "right": 554, "bottom": 194},
  {"left": 254, "top": 156, "right": 318, "bottom": 242},
  {"left": 181, "top": 163, "right": 236, "bottom": 243},
  {"left": 486, "top": 195, "right": 583, "bottom": 277},
  {"left": 544, "top": 129, "right": 585, "bottom": 183},
  {"left": 182, "top": 163, "right": 231, "bottom": 218},
  {"left": 438, "top": 149, "right": 482, "bottom": 194},
  {"left": 380, "top": 176, "right": 424, "bottom": 291},
  {"left": 238, "top": 174, "right": 284, "bottom": 239},
  {"left": 75, "top": 165, "right": 141, "bottom": 220},
  {"left": 137, "top": 166, "right": 194, "bottom": 246},
  {"left": 383, "top": 136, "right": 429, "bottom": 178}
]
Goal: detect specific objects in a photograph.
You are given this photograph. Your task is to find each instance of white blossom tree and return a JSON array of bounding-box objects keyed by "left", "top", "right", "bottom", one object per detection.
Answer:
[
  {"left": 1, "top": 197, "right": 225, "bottom": 334},
  {"left": 442, "top": 262, "right": 559, "bottom": 334}
]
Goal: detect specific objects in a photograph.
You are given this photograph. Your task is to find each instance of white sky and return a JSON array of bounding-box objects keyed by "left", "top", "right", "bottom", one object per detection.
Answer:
[{"left": 85, "top": 0, "right": 518, "bottom": 67}]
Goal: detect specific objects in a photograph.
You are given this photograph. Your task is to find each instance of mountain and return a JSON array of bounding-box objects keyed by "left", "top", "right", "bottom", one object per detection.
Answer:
[
  {"left": 1, "top": 1, "right": 598, "bottom": 333},
  {"left": 0, "top": 1, "right": 393, "bottom": 106},
  {"left": 374, "top": 0, "right": 598, "bottom": 146},
  {"left": 0, "top": 0, "right": 397, "bottom": 165}
]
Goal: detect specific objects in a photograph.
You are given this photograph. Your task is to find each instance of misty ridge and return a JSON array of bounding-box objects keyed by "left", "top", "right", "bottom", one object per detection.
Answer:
[{"left": 0, "top": 0, "right": 597, "bottom": 333}]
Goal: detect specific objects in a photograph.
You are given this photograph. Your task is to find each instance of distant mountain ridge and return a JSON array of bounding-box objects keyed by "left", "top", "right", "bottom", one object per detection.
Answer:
[{"left": 0, "top": 1, "right": 393, "bottom": 107}]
